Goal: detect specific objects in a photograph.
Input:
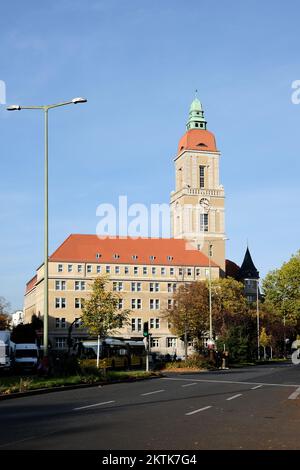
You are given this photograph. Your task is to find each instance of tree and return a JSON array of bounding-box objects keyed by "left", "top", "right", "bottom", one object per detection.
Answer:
[
  {"left": 262, "top": 250, "right": 300, "bottom": 325},
  {"left": 211, "top": 277, "right": 249, "bottom": 336},
  {"left": 166, "top": 278, "right": 250, "bottom": 355},
  {"left": 0, "top": 296, "right": 11, "bottom": 329},
  {"left": 165, "top": 281, "right": 209, "bottom": 350},
  {"left": 259, "top": 327, "right": 271, "bottom": 360},
  {"left": 80, "top": 276, "right": 130, "bottom": 338}
]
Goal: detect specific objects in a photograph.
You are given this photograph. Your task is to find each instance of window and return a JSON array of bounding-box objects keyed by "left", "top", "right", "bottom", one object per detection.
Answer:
[
  {"left": 167, "top": 256, "right": 173, "bottom": 262},
  {"left": 151, "top": 267, "right": 156, "bottom": 275},
  {"left": 67, "top": 264, "right": 73, "bottom": 273},
  {"left": 167, "top": 283, "right": 177, "bottom": 293},
  {"left": 75, "top": 281, "right": 86, "bottom": 291},
  {"left": 205, "top": 269, "right": 209, "bottom": 278},
  {"left": 96, "top": 253, "right": 101, "bottom": 259},
  {"left": 187, "top": 268, "right": 192, "bottom": 276},
  {"left": 150, "top": 338, "right": 159, "bottom": 348},
  {"left": 131, "top": 299, "right": 142, "bottom": 309},
  {"left": 74, "top": 318, "right": 81, "bottom": 329},
  {"left": 134, "top": 266, "right": 138, "bottom": 275},
  {"left": 150, "top": 318, "right": 160, "bottom": 329},
  {"left": 55, "top": 317, "right": 66, "bottom": 328},
  {"left": 170, "top": 267, "right": 175, "bottom": 276},
  {"left": 106, "top": 265, "right": 111, "bottom": 274},
  {"left": 167, "top": 338, "right": 177, "bottom": 348},
  {"left": 179, "top": 268, "right": 183, "bottom": 276},
  {"left": 168, "top": 299, "right": 174, "bottom": 310},
  {"left": 149, "top": 255, "right": 156, "bottom": 261},
  {"left": 118, "top": 299, "right": 124, "bottom": 310},
  {"left": 161, "top": 267, "right": 166, "bottom": 275},
  {"left": 131, "top": 318, "right": 142, "bottom": 332},
  {"left": 115, "top": 266, "right": 120, "bottom": 274},
  {"left": 125, "top": 266, "right": 129, "bottom": 274},
  {"left": 57, "top": 264, "right": 63, "bottom": 273},
  {"left": 150, "top": 299, "right": 160, "bottom": 310},
  {"left": 77, "top": 264, "right": 83, "bottom": 273},
  {"left": 96, "top": 265, "right": 101, "bottom": 274},
  {"left": 143, "top": 267, "right": 148, "bottom": 275},
  {"left": 55, "top": 337, "right": 67, "bottom": 349},
  {"left": 55, "top": 280, "right": 66, "bottom": 291},
  {"left": 199, "top": 165, "right": 205, "bottom": 188},
  {"left": 131, "top": 282, "right": 141, "bottom": 292},
  {"left": 55, "top": 298, "right": 66, "bottom": 309},
  {"left": 113, "top": 254, "right": 120, "bottom": 259},
  {"left": 149, "top": 282, "right": 160, "bottom": 292},
  {"left": 87, "top": 265, "right": 92, "bottom": 273},
  {"left": 113, "top": 281, "right": 123, "bottom": 292},
  {"left": 75, "top": 298, "right": 83, "bottom": 309},
  {"left": 132, "top": 255, "right": 138, "bottom": 260},
  {"left": 200, "top": 213, "right": 209, "bottom": 232}
]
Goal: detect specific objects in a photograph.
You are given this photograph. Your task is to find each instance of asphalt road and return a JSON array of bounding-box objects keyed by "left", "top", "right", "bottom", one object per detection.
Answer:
[{"left": 1, "top": 363, "right": 300, "bottom": 450}]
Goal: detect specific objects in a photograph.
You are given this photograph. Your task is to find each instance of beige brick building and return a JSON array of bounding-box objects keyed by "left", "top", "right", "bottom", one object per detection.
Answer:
[{"left": 24, "top": 96, "right": 225, "bottom": 357}]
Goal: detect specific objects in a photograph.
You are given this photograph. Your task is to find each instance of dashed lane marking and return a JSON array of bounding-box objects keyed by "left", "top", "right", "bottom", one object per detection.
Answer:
[
  {"left": 185, "top": 406, "right": 212, "bottom": 416},
  {"left": 141, "top": 389, "right": 165, "bottom": 396},
  {"left": 288, "top": 387, "right": 300, "bottom": 400},
  {"left": 73, "top": 400, "right": 115, "bottom": 411},
  {"left": 226, "top": 394, "right": 242, "bottom": 401}
]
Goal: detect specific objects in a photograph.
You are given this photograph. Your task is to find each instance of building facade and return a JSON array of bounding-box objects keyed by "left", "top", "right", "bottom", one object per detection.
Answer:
[{"left": 24, "top": 97, "right": 225, "bottom": 357}]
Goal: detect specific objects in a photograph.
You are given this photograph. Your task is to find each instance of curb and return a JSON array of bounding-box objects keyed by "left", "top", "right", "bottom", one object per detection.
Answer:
[{"left": 0, "top": 374, "right": 163, "bottom": 401}]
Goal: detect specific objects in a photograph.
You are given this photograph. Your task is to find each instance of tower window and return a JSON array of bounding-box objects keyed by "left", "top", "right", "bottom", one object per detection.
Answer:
[
  {"left": 195, "top": 123, "right": 199, "bottom": 127},
  {"left": 200, "top": 213, "right": 209, "bottom": 232},
  {"left": 199, "top": 166, "right": 205, "bottom": 188}
]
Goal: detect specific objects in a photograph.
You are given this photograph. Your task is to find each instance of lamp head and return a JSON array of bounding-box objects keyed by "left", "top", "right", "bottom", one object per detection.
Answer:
[
  {"left": 72, "top": 97, "right": 87, "bottom": 104},
  {"left": 6, "top": 105, "right": 21, "bottom": 111}
]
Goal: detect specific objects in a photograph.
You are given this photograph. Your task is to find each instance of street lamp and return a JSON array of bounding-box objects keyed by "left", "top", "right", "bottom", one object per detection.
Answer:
[
  {"left": 7, "top": 98, "right": 87, "bottom": 357},
  {"left": 256, "top": 279, "right": 260, "bottom": 361},
  {"left": 206, "top": 238, "right": 229, "bottom": 352}
]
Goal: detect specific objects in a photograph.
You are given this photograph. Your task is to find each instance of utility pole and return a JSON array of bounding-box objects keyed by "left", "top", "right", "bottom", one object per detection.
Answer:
[{"left": 256, "top": 279, "right": 260, "bottom": 361}]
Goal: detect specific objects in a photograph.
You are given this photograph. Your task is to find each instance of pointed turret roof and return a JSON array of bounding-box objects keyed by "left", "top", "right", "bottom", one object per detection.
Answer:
[{"left": 238, "top": 247, "right": 259, "bottom": 280}]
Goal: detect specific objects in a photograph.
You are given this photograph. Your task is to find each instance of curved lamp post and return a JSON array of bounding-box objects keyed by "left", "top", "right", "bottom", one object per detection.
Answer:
[{"left": 7, "top": 97, "right": 87, "bottom": 357}]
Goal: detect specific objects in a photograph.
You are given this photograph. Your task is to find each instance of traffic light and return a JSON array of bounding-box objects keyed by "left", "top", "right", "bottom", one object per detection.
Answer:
[{"left": 143, "top": 321, "right": 149, "bottom": 337}]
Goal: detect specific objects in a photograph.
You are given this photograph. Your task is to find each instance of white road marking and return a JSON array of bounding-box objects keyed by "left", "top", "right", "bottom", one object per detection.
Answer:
[
  {"left": 182, "top": 382, "right": 198, "bottom": 387},
  {"left": 73, "top": 400, "right": 115, "bottom": 411},
  {"left": 288, "top": 387, "right": 300, "bottom": 400},
  {"left": 226, "top": 394, "right": 242, "bottom": 401},
  {"left": 162, "top": 377, "right": 300, "bottom": 389},
  {"left": 185, "top": 406, "right": 212, "bottom": 416},
  {"left": 141, "top": 389, "right": 165, "bottom": 396},
  {"left": 251, "top": 385, "right": 263, "bottom": 390}
]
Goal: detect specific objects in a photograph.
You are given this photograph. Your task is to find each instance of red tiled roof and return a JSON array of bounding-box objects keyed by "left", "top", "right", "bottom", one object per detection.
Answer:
[
  {"left": 49, "top": 235, "right": 219, "bottom": 268},
  {"left": 178, "top": 129, "right": 217, "bottom": 153},
  {"left": 25, "top": 275, "right": 37, "bottom": 294}
]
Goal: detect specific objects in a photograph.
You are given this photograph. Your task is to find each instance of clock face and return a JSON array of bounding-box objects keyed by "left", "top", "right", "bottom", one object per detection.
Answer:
[{"left": 200, "top": 198, "right": 210, "bottom": 211}]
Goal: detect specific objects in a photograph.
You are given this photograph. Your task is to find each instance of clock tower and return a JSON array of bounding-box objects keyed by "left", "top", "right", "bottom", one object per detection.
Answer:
[{"left": 170, "top": 96, "right": 226, "bottom": 273}]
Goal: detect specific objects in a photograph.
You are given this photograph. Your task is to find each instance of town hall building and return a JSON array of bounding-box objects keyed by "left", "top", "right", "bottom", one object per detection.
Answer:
[{"left": 24, "top": 96, "right": 249, "bottom": 357}]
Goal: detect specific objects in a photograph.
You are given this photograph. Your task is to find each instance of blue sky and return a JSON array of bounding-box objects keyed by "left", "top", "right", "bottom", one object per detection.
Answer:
[{"left": 1, "top": 0, "right": 300, "bottom": 310}]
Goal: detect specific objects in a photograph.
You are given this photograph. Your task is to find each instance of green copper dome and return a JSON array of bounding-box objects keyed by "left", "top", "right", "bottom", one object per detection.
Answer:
[{"left": 186, "top": 94, "right": 207, "bottom": 131}]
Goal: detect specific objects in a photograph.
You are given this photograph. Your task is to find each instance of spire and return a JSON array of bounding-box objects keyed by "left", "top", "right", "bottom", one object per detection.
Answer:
[
  {"left": 238, "top": 247, "right": 259, "bottom": 280},
  {"left": 186, "top": 93, "right": 207, "bottom": 131}
]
